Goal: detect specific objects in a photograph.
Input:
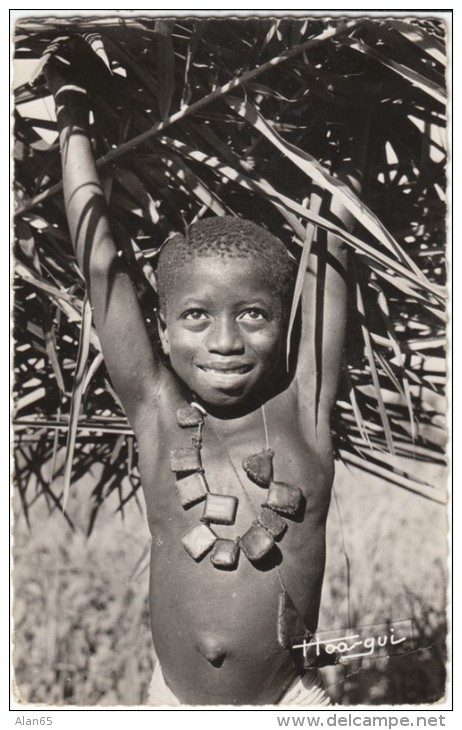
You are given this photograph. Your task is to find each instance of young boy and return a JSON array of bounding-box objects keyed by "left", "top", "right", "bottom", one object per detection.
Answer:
[{"left": 45, "top": 41, "right": 347, "bottom": 706}]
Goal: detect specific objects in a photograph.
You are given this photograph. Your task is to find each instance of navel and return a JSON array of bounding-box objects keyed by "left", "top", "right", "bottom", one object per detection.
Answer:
[{"left": 196, "top": 634, "right": 227, "bottom": 666}]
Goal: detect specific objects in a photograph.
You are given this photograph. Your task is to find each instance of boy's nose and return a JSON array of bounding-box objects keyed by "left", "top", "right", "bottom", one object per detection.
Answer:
[{"left": 206, "top": 316, "right": 244, "bottom": 354}]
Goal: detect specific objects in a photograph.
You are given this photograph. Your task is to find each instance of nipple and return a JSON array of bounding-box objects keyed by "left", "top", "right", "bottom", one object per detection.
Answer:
[{"left": 196, "top": 635, "right": 227, "bottom": 666}]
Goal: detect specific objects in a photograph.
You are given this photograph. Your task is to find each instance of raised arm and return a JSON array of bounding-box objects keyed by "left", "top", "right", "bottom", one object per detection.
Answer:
[
  {"left": 295, "top": 117, "right": 370, "bottom": 460},
  {"left": 296, "top": 207, "right": 348, "bottom": 454},
  {"left": 295, "top": 168, "right": 365, "bottom": 464},
  {"left": 45, "top": 44, "right": 161, "bottom": 428}
]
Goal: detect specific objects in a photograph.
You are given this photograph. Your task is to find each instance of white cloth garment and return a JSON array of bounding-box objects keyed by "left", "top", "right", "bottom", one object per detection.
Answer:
[{"left": 147, "top": 661, "right": 331, "bottom": 707}]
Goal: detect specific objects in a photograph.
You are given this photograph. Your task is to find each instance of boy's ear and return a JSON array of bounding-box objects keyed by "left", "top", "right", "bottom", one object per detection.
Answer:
[{"left": 156, "top": 310, "right": 170, "bottom": 356}]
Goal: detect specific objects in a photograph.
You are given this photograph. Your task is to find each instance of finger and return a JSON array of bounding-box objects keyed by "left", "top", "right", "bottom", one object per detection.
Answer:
[
  {"left": 82, "top": 32, "right": 112, "bottom": 74},
  {"left": 29, "top": 36, "right": 72, "bottom": 86},
  {"left": 43, "top": 35, "right": 72, "bottom": 60}
]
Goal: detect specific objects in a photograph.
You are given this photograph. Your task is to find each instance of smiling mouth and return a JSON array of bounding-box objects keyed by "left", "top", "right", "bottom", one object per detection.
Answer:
[{"left": 197, "top": 363, "right": 253, "bottom": 375}]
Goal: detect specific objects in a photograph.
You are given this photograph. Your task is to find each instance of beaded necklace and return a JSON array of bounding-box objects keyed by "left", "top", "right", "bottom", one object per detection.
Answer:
[
  {"left": 169, "top": 401, "right": 304, "bottom": 570},
  {"left": 168, "top": 399, "right": 341, "bottom": 667}
]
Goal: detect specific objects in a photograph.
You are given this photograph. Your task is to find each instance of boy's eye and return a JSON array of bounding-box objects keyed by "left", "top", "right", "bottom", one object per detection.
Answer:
[
  {"left": 238, "top": 309, "right": 267, "bottom": 321},
  {"left": 183, "top": 309, "right": 208, "bottom": 321}
]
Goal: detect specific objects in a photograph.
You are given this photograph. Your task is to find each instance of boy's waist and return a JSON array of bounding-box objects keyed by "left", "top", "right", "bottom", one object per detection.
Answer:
[
  {"left": 150, "top": 638, "right": 297, "bottom": 705},
  {"left": 147, "top": 658, "right": 331, "bottom": 706}
]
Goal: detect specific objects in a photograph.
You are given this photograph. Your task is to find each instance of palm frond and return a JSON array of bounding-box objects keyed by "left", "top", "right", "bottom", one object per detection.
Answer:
[{"left": 13, "top": 15, "right": 448, "bottom": 520}]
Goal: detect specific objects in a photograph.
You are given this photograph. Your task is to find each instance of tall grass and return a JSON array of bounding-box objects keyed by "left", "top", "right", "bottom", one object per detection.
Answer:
[
  {"left": 320, "top": 461, "right": 447, "bottom": 705},
  {"left": 13, "top": 472, "right": 153, "bottom": 706}
]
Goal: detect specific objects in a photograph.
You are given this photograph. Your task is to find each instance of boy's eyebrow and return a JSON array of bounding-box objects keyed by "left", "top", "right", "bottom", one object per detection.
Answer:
[
  {"left": 235, "top": 298, "right": 273, "bottom": 307},
  {"left": 178, "top": 296, "right": 274, "bottom": 308},
  {"left": 179, "top": 297, "right": 208, "bottom": 307}
]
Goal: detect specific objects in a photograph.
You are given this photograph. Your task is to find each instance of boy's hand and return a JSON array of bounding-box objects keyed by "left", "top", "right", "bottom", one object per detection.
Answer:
[
  {"left": 44, "top": 47, "right": 89, "bottom": 129},
  {"left": 42, "top": 36, "right": 107, "bottom": 129},
  {"left": 42, "top": 36, "right": 86, "bottom": 96},
  {"left": 43, "top": 35, "right": 111, "bottom": 101}
]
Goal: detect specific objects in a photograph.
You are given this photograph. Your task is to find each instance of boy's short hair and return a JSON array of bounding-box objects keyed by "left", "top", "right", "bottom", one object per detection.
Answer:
[{"left": 156, "top": 216, "right": 295, "bottom": 312}]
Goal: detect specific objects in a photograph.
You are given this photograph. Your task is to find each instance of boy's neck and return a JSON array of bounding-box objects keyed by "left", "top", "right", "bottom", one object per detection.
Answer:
[{"left": 191, "top": 390, "right": 266, "bottom": 421}]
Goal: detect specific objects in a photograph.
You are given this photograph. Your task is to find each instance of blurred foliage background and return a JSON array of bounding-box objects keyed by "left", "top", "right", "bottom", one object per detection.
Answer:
[{"left": 12, "top": 14, "right": 449, "bottom": 706}]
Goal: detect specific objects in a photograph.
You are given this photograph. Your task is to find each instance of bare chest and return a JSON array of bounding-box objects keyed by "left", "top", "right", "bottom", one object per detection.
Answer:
[
  {"left": 137, "top": 381, "right": 332, "bottom": 544},
  {"left": 134, "top": 377, "right": 333, "bottom": 698}
]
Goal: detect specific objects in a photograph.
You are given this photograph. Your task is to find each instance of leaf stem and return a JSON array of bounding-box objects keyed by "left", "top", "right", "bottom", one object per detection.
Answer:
[{"left": 14, "top": 19, "right": 360, "bottom": 218}]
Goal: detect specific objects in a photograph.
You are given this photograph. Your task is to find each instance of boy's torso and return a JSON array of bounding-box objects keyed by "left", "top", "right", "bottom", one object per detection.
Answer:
[{"left": 134, "top": 367, "right": 333, "bottom": 705}]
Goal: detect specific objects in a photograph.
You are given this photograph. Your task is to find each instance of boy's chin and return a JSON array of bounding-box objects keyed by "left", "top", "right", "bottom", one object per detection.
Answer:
[
  {"left": 175, "top": 365, "right": 277, "bottom": 414},
  {"left": 195, "top": 388, "right": 251, "bottom": 411},
  {"left": 188, "top": 383, "right": 260, "bottom": 415}
]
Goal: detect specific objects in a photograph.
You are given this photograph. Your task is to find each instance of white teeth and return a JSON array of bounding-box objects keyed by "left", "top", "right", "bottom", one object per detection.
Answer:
[
  {"left": 204, "top": 368, "right": 244, "bottom": 374},
  {"left": 201, "top": 367, "right": 247, "bottom": 374}
]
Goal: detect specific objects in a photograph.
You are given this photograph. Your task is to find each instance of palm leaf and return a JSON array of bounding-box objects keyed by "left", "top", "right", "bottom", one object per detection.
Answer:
[
  {"left": 224, "top": 94, "right": 431, "bottom": 284},
  {"left": 14, "top": 19, "right": 359, "bottom": 217},
  {"left": 286, "top": 193, "right": 321, "bottom": 367},
  {"left": 62, "top": 295, "right": 92, "bottom": 511},
  {"left": 158, "top": 134, "right": 444, "bottom": 304},
  {"left": 12, "top": 15, "right": 447, "bottom": 521},
  {"left": 383, "top": 18, "right": 446, "bottom": 65},
  {"left": 341, "top": 31, "right": 446, "bottom": 104}
]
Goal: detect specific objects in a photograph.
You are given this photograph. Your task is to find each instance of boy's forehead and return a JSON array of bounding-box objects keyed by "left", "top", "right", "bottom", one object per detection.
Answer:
[
  {"left": 161, "top": 253, "right": 288, "bottom": 314},
  {"left": 174, "top": 255, "right": 271, "bottom": 290}
]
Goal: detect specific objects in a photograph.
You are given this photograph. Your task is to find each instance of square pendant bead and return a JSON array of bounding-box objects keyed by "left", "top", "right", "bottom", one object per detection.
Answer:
[
  {"left": 240, "top": 524, "right": 274, "bottom": 562},
  {"left": 265, "top": 482, "right": 303, "bottom": 515},
  {"left": 175, "top": 472, "right": 208, "bottom": 508},
  {"left": 181, "top": 524, "right": 216, "bottom": 561},
  {"left": 170, "top": 446, "right": 202, "bottom": 473},
  {"left": 210, "top": 539, "right": 240, "bottom": 569},
  {"left": 201, "top": 493, "right": 238, "bottom": 525},
  {"left": 176, "top": 405, "right": 203, "bottom": 428},
  {"left": 257, "top": 507, "right": 287, "bottom": 538}
]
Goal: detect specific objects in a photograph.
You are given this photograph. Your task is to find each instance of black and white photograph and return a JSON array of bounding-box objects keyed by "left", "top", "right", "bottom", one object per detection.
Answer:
[{"left": 11, "top": 10, "right": 450, "bottom": 711}]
